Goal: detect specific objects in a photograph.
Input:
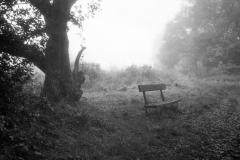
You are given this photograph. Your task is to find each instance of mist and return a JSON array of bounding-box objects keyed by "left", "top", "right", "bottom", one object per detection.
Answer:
[
  {"left": 68, "top": 0, "right": 182, "bottom": 70},
  {"left": 2, "top": 0, "right": 240, "bottom": 159}
]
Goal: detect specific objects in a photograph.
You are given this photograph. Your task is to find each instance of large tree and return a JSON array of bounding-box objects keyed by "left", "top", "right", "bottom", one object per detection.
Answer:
[{"left": 0, "top": 0, "right": 100, "bottom": 101}]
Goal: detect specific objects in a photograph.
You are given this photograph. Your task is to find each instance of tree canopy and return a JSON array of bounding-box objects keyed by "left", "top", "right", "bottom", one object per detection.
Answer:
[
  {"left": 159, "top": 0, "right": 240, "bottom": 75},
  {"left": 0, "top": 0, "right": 101, "bottom": 101}
]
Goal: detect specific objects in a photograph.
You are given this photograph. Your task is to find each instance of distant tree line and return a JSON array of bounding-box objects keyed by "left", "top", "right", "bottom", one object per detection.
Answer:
[{"left": 159, "top": 0, "right": 240, "bottom": 76}]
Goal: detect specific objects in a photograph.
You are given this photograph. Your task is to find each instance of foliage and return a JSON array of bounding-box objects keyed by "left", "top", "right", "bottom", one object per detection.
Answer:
[
  {"left": 81, "top": 62, "right": 104, "bottom": 89},
  {"left": 0, "top": 52, "right": 50, "bottom": 159},
  {"left": 0, "top": 53, "right": 32, "bottom": 100},
  {"left": 2, "top": 53, "right": 240, "bottom": 159},
  {"left": 80, "top": 64, "right": 164, "bottom": 91},
  {"left": 121, "top": 65, "right": 159, "bottom": 85},
  {"left": 0, "top": 52, "right": 87, "bottom": 160},
  {"left": 159, "top": 0, "right": 240, "bottom": 76},
  {"left": 0, "top": 0, "right": 101, "bottom": 101}
]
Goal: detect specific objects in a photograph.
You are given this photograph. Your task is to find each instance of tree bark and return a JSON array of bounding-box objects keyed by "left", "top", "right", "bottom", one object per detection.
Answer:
[
  {"left": 1, "top": 0, "right": 85, "bottom": 102},
  {"left": 41, "top": 0, "right": 84, "bottom": 101}
]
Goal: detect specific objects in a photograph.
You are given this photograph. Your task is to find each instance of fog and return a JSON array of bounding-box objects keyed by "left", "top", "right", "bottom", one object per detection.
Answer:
[{"left": 68, "top": 0, "right": 182, "bottom": 70}]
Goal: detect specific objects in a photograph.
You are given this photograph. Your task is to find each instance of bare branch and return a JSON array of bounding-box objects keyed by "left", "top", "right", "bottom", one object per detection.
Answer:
[{"left": 73, "top": 46, "right": 86, "bottom": 74}]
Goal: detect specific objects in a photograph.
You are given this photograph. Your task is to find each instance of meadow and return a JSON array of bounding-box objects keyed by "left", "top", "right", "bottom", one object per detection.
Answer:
[{"left": 23, "top": 65, "right": 240, "bottom": 160}]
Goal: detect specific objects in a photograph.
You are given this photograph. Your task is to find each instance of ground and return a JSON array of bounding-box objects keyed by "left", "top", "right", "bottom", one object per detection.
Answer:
[{"left": 46, "top": 75, "right": 240, "bottom": 160}]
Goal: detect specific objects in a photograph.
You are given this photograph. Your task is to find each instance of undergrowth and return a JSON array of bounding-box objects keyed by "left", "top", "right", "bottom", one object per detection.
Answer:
[{"left": 2, "top": 53, "right": 240, "bottom": 160}]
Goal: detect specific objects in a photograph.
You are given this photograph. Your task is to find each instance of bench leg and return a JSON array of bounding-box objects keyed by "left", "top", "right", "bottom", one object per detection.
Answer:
[{"left": 145, "top": 107, "right": 148, "bottom": 115}]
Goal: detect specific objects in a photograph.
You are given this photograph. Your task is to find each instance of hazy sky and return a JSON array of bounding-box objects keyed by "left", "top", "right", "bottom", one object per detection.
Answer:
[{"left": 69, "top": 0, "right": 182, "bottom": 70}]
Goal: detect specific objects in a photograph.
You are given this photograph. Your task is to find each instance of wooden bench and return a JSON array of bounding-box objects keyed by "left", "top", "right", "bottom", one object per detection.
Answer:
[{"left": 138, "top": 84, "right": 181, "bottom": 114}]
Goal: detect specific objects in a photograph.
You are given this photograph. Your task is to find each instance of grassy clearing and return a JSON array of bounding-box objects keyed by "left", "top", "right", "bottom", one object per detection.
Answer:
[
  {"left": 23, "top": 67, "right": 240, "bottom": 159},
  {"left": 44, "top": 75, "right": 240, "bottom": 160}
]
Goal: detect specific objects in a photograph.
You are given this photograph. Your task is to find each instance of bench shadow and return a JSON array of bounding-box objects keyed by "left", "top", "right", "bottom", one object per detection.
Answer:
[{"left": 145, "top": 105, "right": 182, "bottom": 121}]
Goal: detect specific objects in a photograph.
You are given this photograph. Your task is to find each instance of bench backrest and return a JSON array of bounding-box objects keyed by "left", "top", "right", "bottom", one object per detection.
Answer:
[
  {"left": 138, "top": 84, "right": 166, "bottom": 92},
  {"left": 138, "top": 84, "right": 166, "bottom": 103}
]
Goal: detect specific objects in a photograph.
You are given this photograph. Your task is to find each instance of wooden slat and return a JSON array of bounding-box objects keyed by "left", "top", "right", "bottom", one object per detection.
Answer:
[
  {"left": 144, "top": 98, "right": 182, "bottom": 108},
  {"left": 138, "top": 83, "right": 166, "bottom": 92}
]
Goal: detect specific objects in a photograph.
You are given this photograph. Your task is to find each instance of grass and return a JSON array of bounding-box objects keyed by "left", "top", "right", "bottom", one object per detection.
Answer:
[
  {"left": 23, "top": 69, "right": 240, "bottom": 159},
  {"left": 41, "top": 74, "right": 240, "bottom": 160}
]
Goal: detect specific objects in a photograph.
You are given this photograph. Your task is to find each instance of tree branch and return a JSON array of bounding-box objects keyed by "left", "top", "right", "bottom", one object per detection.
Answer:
[
  {"left": 0, "top": 31, "right": 46, "bottom": 72},
  {"left": 73, "top": 46, "right": 86, "bottom": 74},
  {"left": 68, "top": 0, "right": 78, "bottom": 8},
  {"left": 0, "top": 14, "right": 47, "bottom": 72},
  {"left": 28, "top": 0, "right": 51, "bottom": 17}
]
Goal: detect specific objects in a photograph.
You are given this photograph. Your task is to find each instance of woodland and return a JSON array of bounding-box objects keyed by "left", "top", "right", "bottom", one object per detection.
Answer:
[{"left": 1, "top": 0, "right": 240, "bottom": 159}]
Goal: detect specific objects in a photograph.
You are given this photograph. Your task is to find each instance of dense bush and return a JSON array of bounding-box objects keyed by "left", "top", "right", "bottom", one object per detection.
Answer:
[
  {"left": 81, "top": 62, "right": 104, "bottom": 89},
  {"left": 0, "top": 53, "right": 32, "bottom": 101},
  {"left": 0, "top": 53, "right": 56, "bottom": 159},
  {"left": 80, "top": 64, "right": 162, "bottom": 90},
  {"left": 121, "top": 65, "right": 159, "bottom": 85}
]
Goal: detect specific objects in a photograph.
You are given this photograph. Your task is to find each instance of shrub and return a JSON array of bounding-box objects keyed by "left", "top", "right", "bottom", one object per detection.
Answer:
[
  {"left": 0, "top": 52, "right": 32, "bottom": 102},
  {"left": 81, "top": 62, "right": 104, "bottom": 89},
  {"left": 0, "top": 53, "right": 56, "bottom": 159}
]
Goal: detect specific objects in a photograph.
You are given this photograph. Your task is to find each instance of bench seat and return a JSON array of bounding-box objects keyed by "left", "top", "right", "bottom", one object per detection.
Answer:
[
  {"left": 145, "top": 98, "right": 182, "bottom": 108},
  {"left": 138, "top": 83, "right": 182, "bottom": 114}
]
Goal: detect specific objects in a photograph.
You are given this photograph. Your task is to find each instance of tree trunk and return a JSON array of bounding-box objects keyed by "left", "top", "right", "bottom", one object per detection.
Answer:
[{"left": 42, "top": 0, "right": 84, "bottom": 101}]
